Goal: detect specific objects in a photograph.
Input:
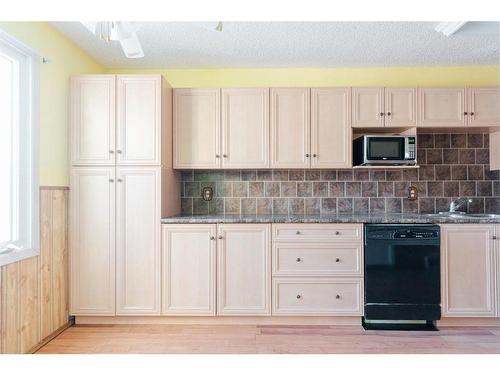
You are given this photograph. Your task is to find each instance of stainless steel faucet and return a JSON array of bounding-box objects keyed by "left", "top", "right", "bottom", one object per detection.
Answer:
[{"left": 448, "top": 197, "right": 472, "bottom": 213}]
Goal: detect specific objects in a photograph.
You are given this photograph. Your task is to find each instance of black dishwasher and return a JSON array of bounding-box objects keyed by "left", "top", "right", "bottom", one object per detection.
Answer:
[{"left": 363, "top": 224, "right": 441, "bottom": 330}]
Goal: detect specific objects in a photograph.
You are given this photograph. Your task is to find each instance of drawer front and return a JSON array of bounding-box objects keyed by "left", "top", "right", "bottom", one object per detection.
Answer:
[
  {"left": 272, "top": 278, "right": 363, "bottom": 316},
  {"left": 273, "top": 243, "right": 362, "bottom": 276},
  {"left": 272, "top": 224, "right": 362, "bottom": 242}
]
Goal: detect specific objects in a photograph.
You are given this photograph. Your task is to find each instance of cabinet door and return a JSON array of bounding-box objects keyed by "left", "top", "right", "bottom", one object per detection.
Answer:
[
  {"left": 116, "top": 76, "right": 161, "bottom": 165},
  {"left": 441, "top": 224, "right": 496, "bottom": 317},
  {"left": 70, "top": 76, "right": 115, "bottom": 165},
  {"left": 270, "top": 88, "right": 310, "bottom": 168},
  {"left": 162, "top": 224, "right": 216, "bottom": 315},
  {"left": 351, "top": 87, "right": 384, "bottom": 127},
  {"left": 468, "top": 87, "right": 500, "bottom": 126},
  {"left": 173, "top": 88, "right": 220, "bottom": 169},
  {"left": 418, "top": 87, "right": 466, "bottom": 127},
  {"left": 116, "top": 167, "right": 161, "bottom": 315},
  {"left": 217, "top": 224, "right": 271, "bottom": 315},
  {"left": 70, "top": 167, "right": 115, "bottom": 315},
  {"left": 497, "top": 225, "right": 500, "bottom": 317},
  {"left": 311, "top": 88, "right": 351, "bottom": 168},
  {"left": 385, "top": 87, "right": 416, "bottom": 127},
  {"left": 221, "top": 88, "right": 269, "bottom": 168}
]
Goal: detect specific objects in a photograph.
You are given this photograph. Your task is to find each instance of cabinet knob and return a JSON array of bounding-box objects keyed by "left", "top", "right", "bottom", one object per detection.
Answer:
[
  {"left": 218, "top": 236, "right": 223, "bottom": 240},
  {"left": 109, "top": 150, "right": 114, "bottom": 154},
  {"left": 335, "top": 231, "right": 340, "bottom": 235},
  {"left": 296, "top": 231, "right": 301, "bottom": 235},
  {"left": 215, "top": 155, "right": 220, "bottom": 158},
  {"left": 464, "top": 112, "right": 468, "bottom": 115},
  {"left": 335, "top": 258, "right": 340, "bottom": 263},
  {"left": 313, "top": 154, "right": 317, "bottom": 158},
  {"left": 117, "top": 178, "right": 123, "bottom": 183},
  {"left": 305, "top": 154, "right": 310, "bottom": 158},
  {"left": 470, "top": 112, "right": 475, "bottom": 116},
  {"left": 222, "top": 154, "right": 227, "bottom": 158},
  {"left": 210, "top": 236, "right": 215, "bottom": 240},
  {"left": 493, "top": 236, "right": 498, "bottom": 240},
  {"left": 387, "top": 112, "right": 391, "bottom": 116},
  {"left": 117, "top": 150, "right": 122, "bottom": 154},
  {"left": 296, "top": 294, "right": 302, "bottom": 299},
  {"left": 380, "top": 112, "right": 385, "bottom": 116},
  {"left": 109, "top": 179, "right": 114, "bottom": 183},
  {"left": 336, "top": 295, "right": 341, "bottom": 299},
  {"left": 296, "top": 257, "right": 302, "bottom": 262}
]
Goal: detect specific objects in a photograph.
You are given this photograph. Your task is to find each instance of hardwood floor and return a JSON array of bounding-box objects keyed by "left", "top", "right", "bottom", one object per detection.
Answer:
[{"left": 35, "top": 324, "right": 500, "bottom": 354}]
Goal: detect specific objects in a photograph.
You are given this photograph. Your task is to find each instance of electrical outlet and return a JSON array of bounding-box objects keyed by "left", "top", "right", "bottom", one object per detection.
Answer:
[
  {"left": 408, "top": 186, "right": 418, "bottom": 201},
  {"left": 201, "top": 186, "right": 213, "bottom": 201}
]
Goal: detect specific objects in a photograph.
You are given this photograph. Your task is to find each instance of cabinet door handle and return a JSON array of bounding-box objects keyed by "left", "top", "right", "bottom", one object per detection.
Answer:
[
  {"left": 470, "top": 112, "right": 475, "bottom": 116},
  {"left": 305, "top": 154, "right": 310, "bottom": 158},
  {"left": 109, "top": 150, "right": 114, "bottom": 154},
  {"left": 335, "top": 258, "right": 340, "bottom": 263},
  {"left": 493, "top": 236, "right": 498, "bottom": 240},
  {"left": 313, "top": 154, "right": 317, "bottom": 158},
  {"left": 380, "top": 112, "right": 385, "bottom": 116},
  {"left": 116, "top": 150, "right": 122, "bottom": 154},
  {"left": 296, "top": 257, "right": 302, "bottom": 262},
  {"left": 109, "top": 179, "right": 114, "bottom": 183},
  {"left": 387, "top": 112, "right": 391, "bottom": 116},
  {"left": 336, "top": 295, "right": 341, "bottom": 299},
  {"left": 210, "top": 236, "right": 215, "bottom": 240},
  {"left": 296, "top": 231, "right": 301, "bottom": 235},
  {"left": 215, "top": 155, "right": 220, "bottom": 158},
  {"left": 296, "top": 294, "right": 302, "bottom": 299},
  {"left": 335, "top": 231, "right": 340, "bottom": 235},
  {"left": 222, "top": 154, "right": 228, "bottom": 158},
  {"left": 117, "top": 178, "right": 123, "bottom": 183},
  {"left": 218, "top": 236, "right": 223, "bottom": 240},
  {"left": 464, "top": 112, "right": 468, "bottom": 115}
]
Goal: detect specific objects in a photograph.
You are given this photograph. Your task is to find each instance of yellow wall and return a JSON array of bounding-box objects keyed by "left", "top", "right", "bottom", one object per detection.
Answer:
[
  {"left": 0, "top": 22, "right": 104, "bottom": 186},
  {"left": 109, "top": 66, "right": 500, "bottom": 87},
  {"left": 2, "top": 23, "right": 500, "bottom": 186}
]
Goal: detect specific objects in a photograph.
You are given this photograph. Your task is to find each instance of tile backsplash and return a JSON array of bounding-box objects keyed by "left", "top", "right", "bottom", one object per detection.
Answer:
[{"left": 180, "top": 133, "right": 500, "bottom": 215}]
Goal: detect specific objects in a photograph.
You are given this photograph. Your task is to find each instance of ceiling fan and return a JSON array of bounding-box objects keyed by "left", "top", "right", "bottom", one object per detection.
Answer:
[{"left": 82, "top": 22, "right": 144, "bottom": 58}]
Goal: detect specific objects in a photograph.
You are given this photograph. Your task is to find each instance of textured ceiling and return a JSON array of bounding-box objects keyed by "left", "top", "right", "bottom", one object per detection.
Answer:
[{"left": 51, "top": 21, "right": 500, "bottom": 68}]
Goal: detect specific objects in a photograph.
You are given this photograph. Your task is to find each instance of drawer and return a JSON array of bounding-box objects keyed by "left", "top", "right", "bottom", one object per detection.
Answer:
[
  {"left": 272, "top": 243, "right": 362, "bottom": 276},
  {"left": 272, "top": 224, "right": 362, "bottom": 242},
  {"left": 272, "top": 278, "right": 363, "bottom": 316}
]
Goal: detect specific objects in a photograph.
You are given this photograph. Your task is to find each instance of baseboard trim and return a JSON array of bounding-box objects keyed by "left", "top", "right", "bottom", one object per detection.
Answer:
[
  {"left": 75, "top": 315, "right": 362, "bottom": 326},
  {"left": 29, "top": 317, "right": 75, "bottom": 354},
  {"left": 438, "top": 317, "right": 500, "bottom": 327}
]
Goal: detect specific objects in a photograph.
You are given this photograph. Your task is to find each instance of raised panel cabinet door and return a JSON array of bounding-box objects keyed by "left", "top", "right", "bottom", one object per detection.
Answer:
[
  {"left": 70, "top": 75, "right": 115, "bottom": 165},
  {"left": 385, "top": 87, "right": 417, "bottom": 127},
  {"left": 351, "top": 87, "right": 384, "bottom": 127},
  {"left": 217, "top": 224, "right": 271, "bottom": 315},
  {"left": 116, "top": 76, "right": 161, "bottom": 165},
  {"left": 70, "top": 167, "right": 115, "bottom": 315},
  {"left": 221, "top": 88, "right": 270, "bottom": 168},
  {"left": 116, "top": 167, "right": 161, "bottom": 315},
  {"left": 270, "top": 88, "right": 310, "bottom": 168},
  {"left": 468, "top": 87, "right": 500, "bottom": 126},
  {"left": 418, "top": 87, "right": 466, "bottom": 127},
  {"left": 162, "top": 224, "right": 216, "bottom": 315},
  {"left": 311, "top": 88, "right": 351, "bottom": 168},
  {"left": 173, "top": 88, "right": 221, "bottom": 169},
  {"left": 441, "top": 224, "right": 496, "bottom": 317},
  {"left": 497, "top": 225, "right": 500, "bottom": 317}
]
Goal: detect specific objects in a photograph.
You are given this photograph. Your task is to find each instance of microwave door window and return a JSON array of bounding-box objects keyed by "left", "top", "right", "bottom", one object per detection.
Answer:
[{"left": 368, "top": 138, "right": 404, "bottom": 160}]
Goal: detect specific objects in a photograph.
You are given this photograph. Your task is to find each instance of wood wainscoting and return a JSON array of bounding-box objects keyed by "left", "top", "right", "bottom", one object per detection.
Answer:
[{"left": 0, "top": 187, "right": 70, "bottom": 354}]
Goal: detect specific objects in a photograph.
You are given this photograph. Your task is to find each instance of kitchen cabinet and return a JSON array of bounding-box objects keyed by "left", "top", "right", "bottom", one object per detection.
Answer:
[
  {"left": 173, "top": 88, "right": 221, "bottom": 169},
  {"left": 70, "top": 167, "right": 116, "bottom": 315},
  {"left": 385, "top": 87, "right": 417, "bottom": 127},
  {"left": 351, "top": 87, "right": 384, "bottom": 127},
  {"left": 162, "top": 225, "right": 216, "bottom": 315},
  {"left": 217, "top": 224, "right": 271, "bottom": 315},
  {"left": 418, "top": 87, "right": 467, "bottom": 127},
  {"left": 468, "top": 87, "right": 500, "bottom": 126},
  {"left": 441, "top": 224, "right": 497, "bottom": 317},
  {"left": 116, "top": 76, "right": 162, "bottom": 165},
  {"left": 221, "top": 88, "right": 269, "bottom": 168},
  {"left": 115, "top": 167, "right": 161, "bottom": 315},
  {"left": 270, "top": 88, "right": 310, "bottom": 168},
  {"left": 310, "top": 88, "right": 352, "bottom": 168},
  {"left": 70, "top": 75, "right": 115, "bottom": 165},
  {"left": 71, "top": 75, "right": 166, "bottom": 166}
]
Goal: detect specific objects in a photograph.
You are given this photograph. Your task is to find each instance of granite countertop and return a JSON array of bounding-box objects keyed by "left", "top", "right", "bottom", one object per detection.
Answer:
[{"left": 161, "top": 213, "right": 500, "bottom": 224}]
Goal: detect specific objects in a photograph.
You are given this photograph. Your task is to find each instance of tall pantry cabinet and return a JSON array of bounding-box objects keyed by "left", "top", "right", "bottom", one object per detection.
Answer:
[{"left": 70, "top": 75, "right": 180, "bottom": 316}]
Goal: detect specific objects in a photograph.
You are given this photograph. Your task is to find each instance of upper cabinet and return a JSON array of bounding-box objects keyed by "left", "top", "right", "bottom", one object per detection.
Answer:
[
  {"left": 116, "top": 76, "right": 161, "bottom": 165},
  {"left": 71, "top": 75, "right": 166, "bottom": 166},
  {"left": 173, "top": 88, "right": 221, "bottom": 169},
  {"left": 221, "top": 88, "right": 270, "bottom": 168},
  {"left": 71, "top": 75, "right": 116, "bottom": 165},
  {"left": 385, "top": 87, "right": 417, "bottom": 127},
  {"left": 417, "top": 87, "right": 467, "bottom": 127},
  {"left": 270, "top": 88, "right": 310, "bottom": 168},
  {"left": 468, "top": 87, "right": 500, "bottom": 126},
  {"left": 311, "top": 88, "right": 351, "bottom": 168}
]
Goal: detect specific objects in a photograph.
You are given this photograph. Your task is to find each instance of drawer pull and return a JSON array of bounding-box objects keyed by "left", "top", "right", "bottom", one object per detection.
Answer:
[
  {"left": 335, "top": 231, "right": 340, "bottom": 235},
  {"left": 296, "top": 231, "right": 301, "bottom": 235},
  {"left": 335, "top": 258, "right": 340, "bottom": 263},
  {"left": 336, "top": 295, "right": 341, "bottom": 299},
  {"left": 296, "top": 294, "right": 302, "bottom": 299},
  {"left": 296, "top": 257, "right": 302, "bottom": 262}
]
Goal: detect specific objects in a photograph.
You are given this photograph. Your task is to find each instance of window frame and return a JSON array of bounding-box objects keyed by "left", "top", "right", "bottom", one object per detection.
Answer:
[{"left": 0, "top": 29, "right": 40, "bottom": 266}]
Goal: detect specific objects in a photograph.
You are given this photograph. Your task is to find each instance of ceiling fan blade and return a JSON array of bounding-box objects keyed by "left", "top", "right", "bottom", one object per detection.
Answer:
[{"left": 119, "top": 33, "right": 144, "bottom": 58}]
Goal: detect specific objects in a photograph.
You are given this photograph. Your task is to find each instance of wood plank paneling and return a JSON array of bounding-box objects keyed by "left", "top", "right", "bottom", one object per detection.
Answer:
[{"left": 0, "top": 187, "right": 69, "bottom": 354}]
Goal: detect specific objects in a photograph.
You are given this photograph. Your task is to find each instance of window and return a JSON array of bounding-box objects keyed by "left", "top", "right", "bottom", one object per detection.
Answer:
[{"left": 0, "top": 30, "right": 39, "bottom": 266}]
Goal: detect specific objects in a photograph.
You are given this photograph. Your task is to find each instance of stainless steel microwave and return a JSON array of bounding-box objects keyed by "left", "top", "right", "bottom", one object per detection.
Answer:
[{"left": 353, "top": 135, "right": 417, "bottom": 166}]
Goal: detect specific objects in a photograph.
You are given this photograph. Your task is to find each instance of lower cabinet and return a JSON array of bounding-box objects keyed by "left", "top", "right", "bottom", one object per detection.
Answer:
[
  {"left": 441, "top": 224, "right": 497, "bottom": 317},
  {"left": 161, "top": 224, "right": 216, "bottom": 315},
  {"left": 217, "top": 224, "right": 271, "bottom": 315}
]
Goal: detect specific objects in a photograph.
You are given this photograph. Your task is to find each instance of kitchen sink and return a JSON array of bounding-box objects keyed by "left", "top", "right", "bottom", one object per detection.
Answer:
[
  {"left": 423, "top": 212, "right": 500, "bottom": 219},
  {"left": 465, "top": 214, "right": 500, "bottom": 219}
]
